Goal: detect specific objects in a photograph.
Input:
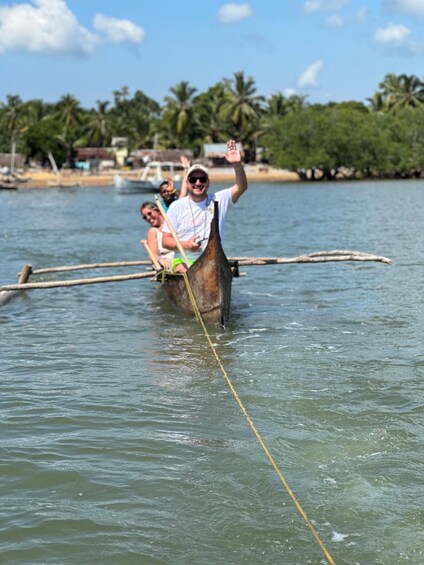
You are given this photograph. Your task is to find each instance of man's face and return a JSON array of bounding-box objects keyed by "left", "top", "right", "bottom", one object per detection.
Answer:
[{"left": 187, "top": 173, "right": 209, "bottom": 200}]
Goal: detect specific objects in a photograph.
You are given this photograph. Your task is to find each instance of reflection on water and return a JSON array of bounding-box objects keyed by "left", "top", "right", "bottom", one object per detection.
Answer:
[{"left": 1, "top": 180, "right": 424, "bottom": 564}]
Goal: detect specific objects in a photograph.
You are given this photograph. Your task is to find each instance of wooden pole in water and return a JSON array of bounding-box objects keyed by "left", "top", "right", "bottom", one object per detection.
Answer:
[
  {"left": 229, "top": 251, "right": 392, "bottom": 265},
  {"left": 141, "top": 239, "right": 162, "bottom": 271},
  {"left": 0, "top": 263, "right": 32, "bottom": 306},
  {"left": 28, "top": 260, "right": 152, "bottom": 275},
  {"left": 0, "top": 270, "right": 157, "bottom": 292}
]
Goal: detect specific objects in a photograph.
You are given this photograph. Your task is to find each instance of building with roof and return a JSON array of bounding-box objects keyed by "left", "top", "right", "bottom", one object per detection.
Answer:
[
  {"left": 0, "top": 153, "right": 25, "bottom": 171},
  {"left": 75, "top": 148, "right": 116, "bottom": 171},
  {"left": 128, "top": 148, "right": 193, "bottom": 168}
]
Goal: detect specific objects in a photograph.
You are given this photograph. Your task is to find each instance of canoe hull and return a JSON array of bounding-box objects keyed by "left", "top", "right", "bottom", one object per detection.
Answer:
[{"left": 161, "top": 201, "right": 233, "bottom": 325}]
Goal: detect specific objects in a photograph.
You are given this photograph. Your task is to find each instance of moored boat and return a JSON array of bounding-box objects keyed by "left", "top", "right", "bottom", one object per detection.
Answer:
[
  {"left": 115, "top": 161, "right": 184, "bottom": 194},
  {"left": 159, "top": 201, "right": 236, "bottom": 326},
  {"left": 0, "top": 181, "right": 18, "bottom": 190},
  {"left": 113, "top": 174, "right": 156, "bottom": 193},
  {"left": 1, "top": 172, "right": 23, "bottom": 189},
  {"left": 47, "top": 180, "right": 82, "bottom": 188}
]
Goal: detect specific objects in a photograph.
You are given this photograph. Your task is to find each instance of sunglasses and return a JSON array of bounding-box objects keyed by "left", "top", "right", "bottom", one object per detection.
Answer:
[
  {"left": 188, "top": 176, "right": 208, "bottom": 184},
  {"left": 142, "top": 210, "right": 155, "bottom": 220}
]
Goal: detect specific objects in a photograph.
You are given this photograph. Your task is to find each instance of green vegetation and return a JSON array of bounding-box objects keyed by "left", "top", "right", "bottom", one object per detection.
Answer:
[{"left": 1, "top": 72, "right": 423, "bottom": 180}]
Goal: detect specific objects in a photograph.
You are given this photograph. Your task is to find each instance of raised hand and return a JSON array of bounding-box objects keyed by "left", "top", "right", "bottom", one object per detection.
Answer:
[
  {"left": 180, "top": 155, "right": 191, "bottom": 169},
  {"left": 164, "top": 177, "right": 175, "bottom": 192},
  {"left": 225, "top": 139, "right": 242, "bottom": 165}
]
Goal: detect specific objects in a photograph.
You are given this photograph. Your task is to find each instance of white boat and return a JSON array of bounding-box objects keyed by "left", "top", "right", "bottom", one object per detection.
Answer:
[{"left": 115, "top": 161, "right": 184, "bottom": 194}]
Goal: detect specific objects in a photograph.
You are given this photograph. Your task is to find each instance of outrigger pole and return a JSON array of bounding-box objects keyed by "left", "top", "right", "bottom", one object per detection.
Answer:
[
  {"left": 232, "top": 250, "right": 392, "bottom": 265},
  {"left": 0, "top": 263, "right": 32, "bottom": 306},
  {"left": 140, "top": 240, "right": 162, "bottom": 271},
  {"left": 0, "top": 249, "right": 391, "bottom": 306}
]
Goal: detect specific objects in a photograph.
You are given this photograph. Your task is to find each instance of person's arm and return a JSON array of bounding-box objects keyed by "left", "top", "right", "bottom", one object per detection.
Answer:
[
  {"left": 146, "top": 227, "right": 159, "bottom": 261},
  {"left": 162, "top": 232, "right": 201, "bottom": 253},
  {"left": 178, "top": 155, "right": 190, "bottom": 199},
  {"left": 225, "top": 139, "right": 248, "bottom": 203}
]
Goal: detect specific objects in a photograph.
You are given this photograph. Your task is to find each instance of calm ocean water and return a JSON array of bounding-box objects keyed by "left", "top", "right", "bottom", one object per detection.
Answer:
[{"left": 1, "top": 180, "right": 423, "bottom": 564}]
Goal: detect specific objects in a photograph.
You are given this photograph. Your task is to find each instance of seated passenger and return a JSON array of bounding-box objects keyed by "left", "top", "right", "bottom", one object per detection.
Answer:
[
  {"left": 159, "top": 155, "right": 191, "bottom": 211},
  {"left": 162, "top": 140, "right": 248, "bottom": 273},
  {"left": 159, "top": 178, "right": 178, "bottom": 211},
  {"left": 140, "top": 202, "right": 174, "bottom": 270}
]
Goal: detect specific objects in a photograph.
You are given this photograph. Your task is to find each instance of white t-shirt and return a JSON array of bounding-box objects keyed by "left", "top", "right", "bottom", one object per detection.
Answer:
[{"left": 163, "top": 188, "right": 233, "bottom": 260}]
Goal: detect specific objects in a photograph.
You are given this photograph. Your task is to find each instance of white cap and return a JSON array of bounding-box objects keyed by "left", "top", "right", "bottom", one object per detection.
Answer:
[{"left": 187, "top": 163, "right": 209, "bottom": 177}]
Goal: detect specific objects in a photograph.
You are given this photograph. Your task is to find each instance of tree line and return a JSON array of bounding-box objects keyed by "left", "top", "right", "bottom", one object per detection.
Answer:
[{"left": 1, "top": 71, "right": 423, "bottom": 180}]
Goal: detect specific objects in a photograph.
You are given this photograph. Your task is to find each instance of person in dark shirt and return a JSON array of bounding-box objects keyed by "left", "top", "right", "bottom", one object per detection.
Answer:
[
  {"left": 159, "top": 179, "right": 178, "bottom": 211},
  {"left": 159, "top": 155, "right": 190, "bottom": 211}
]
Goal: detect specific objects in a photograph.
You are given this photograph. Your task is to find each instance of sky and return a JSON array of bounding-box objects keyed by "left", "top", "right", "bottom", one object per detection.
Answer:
[{"left": 0, "top": 0, "right": 423, "bottom": 109}]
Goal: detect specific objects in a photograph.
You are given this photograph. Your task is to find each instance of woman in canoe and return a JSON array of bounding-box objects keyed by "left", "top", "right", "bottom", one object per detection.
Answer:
[{"left": 140, "top": 202, "right": 174, "bottom": 269}]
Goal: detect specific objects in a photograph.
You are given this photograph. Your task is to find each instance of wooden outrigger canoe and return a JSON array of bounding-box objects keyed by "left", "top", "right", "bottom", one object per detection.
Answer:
[
  {"left": 0, "top": 196, "right": 390, "bottom": 313},
  {"left": 158, "top": 201, "right": 237, "bottom": 326}
]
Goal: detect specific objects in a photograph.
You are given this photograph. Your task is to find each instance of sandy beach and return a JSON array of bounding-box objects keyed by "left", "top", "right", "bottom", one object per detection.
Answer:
[{"left": 19, "top": 166, "right": 298, "bottom": 189}]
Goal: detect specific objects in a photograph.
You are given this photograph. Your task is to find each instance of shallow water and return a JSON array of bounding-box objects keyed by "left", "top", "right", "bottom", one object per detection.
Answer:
[{"left": 1, "top": 180, "right": 424, "bottom": 564}]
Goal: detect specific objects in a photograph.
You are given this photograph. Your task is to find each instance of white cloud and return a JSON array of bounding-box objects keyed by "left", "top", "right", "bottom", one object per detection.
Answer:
[
  {"left": 325, "top": 14, "right": 344, "bottom": 27},
  {"left": 356, "top": 7, "right": 369, "bottom": 23},
  {"left": 303, "top": 0, "right": 347, "bottom": 14},
  {"left": 93, "top": 14, "right": 144, "bottom": 44},
  {"left": 303, "top": 0, "right": 320, "bottom": 12},
  {"left": 218, "top": 3, "right": 253, "bottom": 24},
  {"left": 374, "top": 23, "right": 411, "bottom": 46},
  {"left": 0, "top": 0, "right": 144, "bottom": 56},
  {"left": 0, "top": 0, "right": 98, "bottom": 55},
  {"left": 298, "top": 60, "right": 324, "bottom": 88},
  {"left": 383, "top": 0, "right": 424, "bottom": 16},
  {"left": 284, "top": 88, "right": 298, "bottom": 97}
]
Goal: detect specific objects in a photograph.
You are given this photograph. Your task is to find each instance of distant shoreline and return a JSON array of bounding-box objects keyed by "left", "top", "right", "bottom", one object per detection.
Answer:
[{"left": 16, "top": 166, "right": 299, "bottom": 189}]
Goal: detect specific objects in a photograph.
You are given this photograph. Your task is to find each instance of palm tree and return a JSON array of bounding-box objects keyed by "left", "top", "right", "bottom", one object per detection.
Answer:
[
  {"left": 54, "top": 127, "right": 85, "bottom": 168},
  {"left": 56, "top": 94, "right": 82, "bottom": 129},
  {"left": 285, "top": 93, "right": 308, "bottom": 113},
  {"left": 1, "top": 95, "right": 24, "bottom": 165},
  {"left": 162, "top": 81, "right": 198, "bottom": 146},
  {"left": 85, "top": 100, "right": 115, "bottom": 147},
  {"left": 46, "top": 95, "right": 83, "bottom": 167},
  {"left": 260, "top": 92, "right": 287, "bottom": 139},
  {"left": 376, "top": 73, "right": 424, "bottom": 112},
  {"left": 112, "top": 86, "right": 130, "bottom": 106},
  {"left": 193, "top": 82, "right": 230, "bottom": 143},
  {"left": 268, "top": 92, "right": 286, "bottom": 116},
  {"left": 367, "top": 91, "right": 386, "bottom": 112},
  {"left": 221, "top": 71, "right": 265, "bottom": 160},
  {"left": 21, "top": 98, "right": 57, "bottom": 163},
  {"left": 111, "top": 88, "right": 161, "bottom": 150}
]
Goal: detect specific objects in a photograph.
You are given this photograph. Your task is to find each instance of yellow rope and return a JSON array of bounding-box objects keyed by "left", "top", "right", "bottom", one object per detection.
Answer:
[{"left": 182, "top": 272, "right": 336, "bottom": 565}]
